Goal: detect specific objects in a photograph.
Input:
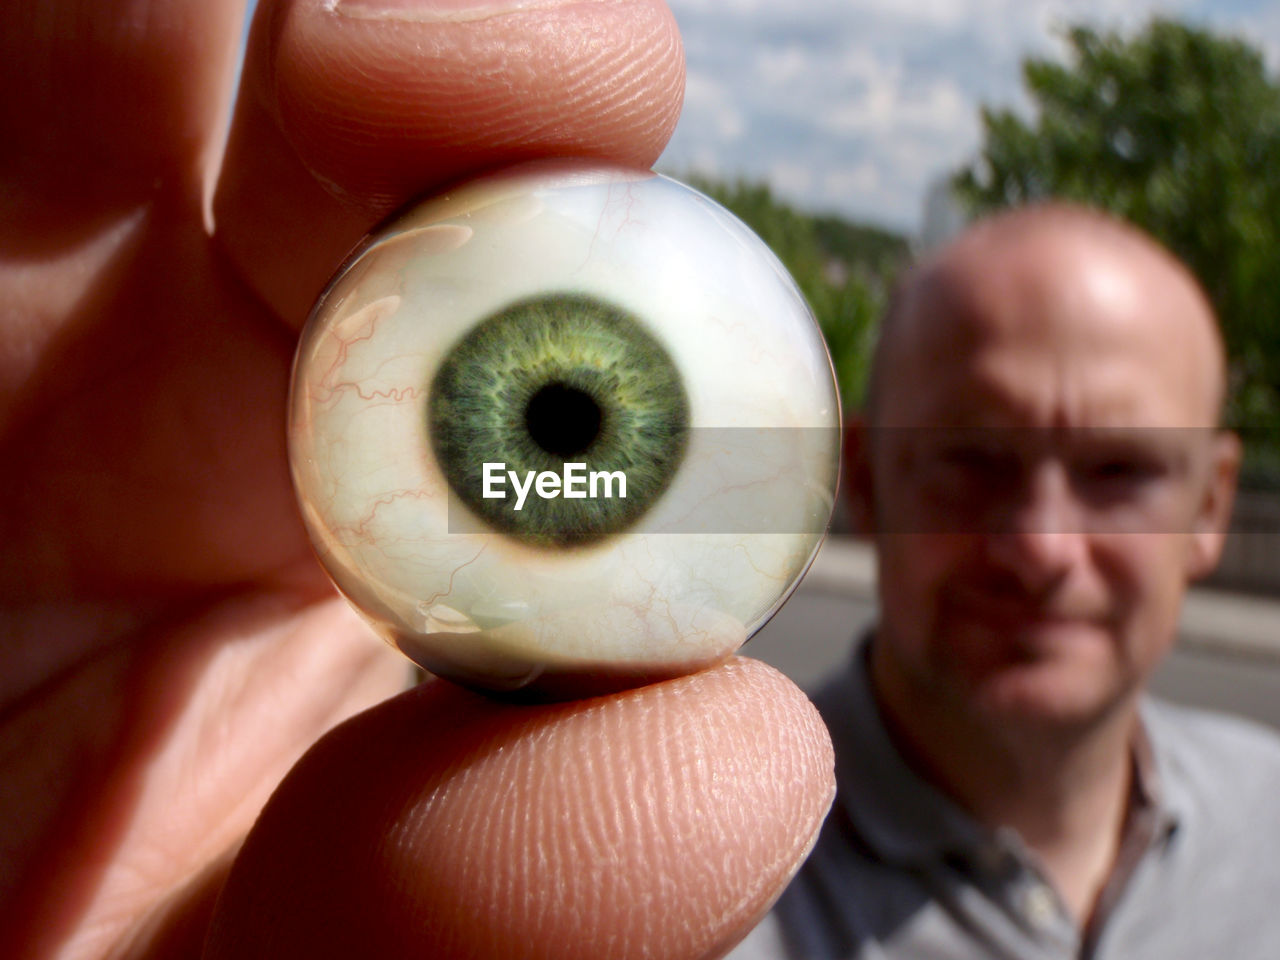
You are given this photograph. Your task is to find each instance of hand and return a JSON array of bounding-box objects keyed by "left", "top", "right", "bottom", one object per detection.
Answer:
[{"left": 0, "top": 2, "right": 834, "bottom": 957}]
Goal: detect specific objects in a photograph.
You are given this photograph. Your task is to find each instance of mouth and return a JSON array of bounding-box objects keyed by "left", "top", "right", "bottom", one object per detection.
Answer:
[
  {"left": 1007, "top": 618, "right": 1105, "bottom": 650},
  {"left": 947, "top": 595, "right": 1110, "bottom": 648}
]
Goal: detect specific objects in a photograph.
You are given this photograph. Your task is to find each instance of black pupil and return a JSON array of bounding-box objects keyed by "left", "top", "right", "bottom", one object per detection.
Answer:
[{"left": 524, "top": 383, "right": 602, "bottom": 457}]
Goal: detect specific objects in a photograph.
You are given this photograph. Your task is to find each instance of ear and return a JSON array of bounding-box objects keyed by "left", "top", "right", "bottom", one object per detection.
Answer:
[
  {"left": 1185, "top": 431, "right": 1242, "bottom": 580},
  {"left": 841, "top": 414, "right": 876, "bottom": 537}
]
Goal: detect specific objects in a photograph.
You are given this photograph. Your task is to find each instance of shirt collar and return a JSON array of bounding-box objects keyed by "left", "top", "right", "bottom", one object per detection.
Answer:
[
  {"left": 813, "top": 637, "right": 991, "bottom": 865},
  {"left": 813, "top": 634, "right": 1183, "bottom": 867},
  {"left": 1135, "top": 699, "right": 1192, "bottom": 844}
]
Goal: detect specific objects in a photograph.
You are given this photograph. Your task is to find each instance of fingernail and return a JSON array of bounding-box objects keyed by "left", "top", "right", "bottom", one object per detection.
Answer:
[{"left": 330, "top": 0, "right": 585, "bottom": 22}]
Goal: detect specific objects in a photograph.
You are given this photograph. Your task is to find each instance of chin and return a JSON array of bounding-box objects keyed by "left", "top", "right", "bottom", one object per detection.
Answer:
[
  {"left": 967, "top": 664, "right": 1127, "bottom": 732},
  {"left": 940, "top": 613, "right": 1118, "bottom": 710}
]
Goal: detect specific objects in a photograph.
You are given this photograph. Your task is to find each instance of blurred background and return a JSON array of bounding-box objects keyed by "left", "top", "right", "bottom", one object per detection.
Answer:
[
  {"left": 647, "top": 3, "right": 1280, "bottom": 724},
  {"left": 237, "top": 1, "right": 1280, "bottom": 719},
  {"left": 657, "top": 2, "right": 1280, "bottom": 592}
]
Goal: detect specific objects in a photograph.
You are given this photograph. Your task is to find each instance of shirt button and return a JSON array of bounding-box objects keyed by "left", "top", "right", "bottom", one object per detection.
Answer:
[{"left": 1021, "top": 882, "right": 1060, "bottom": 930}]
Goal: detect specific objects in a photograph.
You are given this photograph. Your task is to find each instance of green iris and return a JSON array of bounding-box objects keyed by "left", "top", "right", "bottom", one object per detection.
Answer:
[{"left": 428, "top": 293, "right": 690, "bottom": 547}]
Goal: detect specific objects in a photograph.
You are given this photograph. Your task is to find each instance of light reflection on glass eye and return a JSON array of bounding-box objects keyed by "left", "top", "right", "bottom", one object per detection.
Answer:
[{"left": 288, "top": 161, "right": 841, "bottom": 697}]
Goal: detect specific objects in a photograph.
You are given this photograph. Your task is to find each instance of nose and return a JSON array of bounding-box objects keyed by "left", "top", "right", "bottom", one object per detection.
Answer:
[{"left": 984, "top": 459, "right": 1087, "bottom": 592}]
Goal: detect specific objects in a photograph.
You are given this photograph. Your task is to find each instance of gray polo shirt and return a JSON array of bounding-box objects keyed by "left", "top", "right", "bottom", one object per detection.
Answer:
[{"left": 728, "top": 640, "right": 1280, "bottom": 959}]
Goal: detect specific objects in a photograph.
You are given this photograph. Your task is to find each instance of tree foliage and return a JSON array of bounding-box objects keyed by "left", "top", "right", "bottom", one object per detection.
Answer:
[
  {"left": 685, "top": 175, "right": 909, "bottom": 411},
  {"left": 954, "top": 19, "right": 1280, "bottom": 483}
]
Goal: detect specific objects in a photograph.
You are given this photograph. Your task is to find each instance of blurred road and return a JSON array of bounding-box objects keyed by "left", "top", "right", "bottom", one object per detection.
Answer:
[{"left": 749, "top": 537, "right": 1280, "bottom": 731}]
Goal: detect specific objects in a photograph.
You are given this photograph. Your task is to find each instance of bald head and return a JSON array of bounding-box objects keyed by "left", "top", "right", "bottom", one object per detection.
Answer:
[{"left": 867, "top": 204, "right": 1227, "bottom": 429}]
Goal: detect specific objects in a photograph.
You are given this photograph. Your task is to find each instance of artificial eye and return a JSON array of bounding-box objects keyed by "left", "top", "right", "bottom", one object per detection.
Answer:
[
  {"left": 428, "top": 291, "right": 690, "bottom": 548},
  {"left": 288, "top": 161, "right": 841, "bottom": 697}
]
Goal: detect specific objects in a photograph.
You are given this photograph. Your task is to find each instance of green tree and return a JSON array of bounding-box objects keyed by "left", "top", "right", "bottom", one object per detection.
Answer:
[
  {"left": 954, "top": 19, "right": 1280, "bottom": 483},
  {"left": 685, "top": 175, "right": 908, "bottom": 410}
]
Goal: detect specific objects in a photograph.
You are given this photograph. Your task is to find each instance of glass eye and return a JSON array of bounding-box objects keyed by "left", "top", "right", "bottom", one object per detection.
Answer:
[{"left": 288, "top": 162, "right": 841, "bottom": 697}]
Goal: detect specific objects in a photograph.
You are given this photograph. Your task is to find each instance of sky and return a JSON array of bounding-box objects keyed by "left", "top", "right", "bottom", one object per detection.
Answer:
[{"left": 657, "top": 0, "right": 1280, "bottom": 235}]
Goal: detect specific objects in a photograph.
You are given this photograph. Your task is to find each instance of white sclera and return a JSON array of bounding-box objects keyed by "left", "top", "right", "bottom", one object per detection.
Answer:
[{"left": 289, "top": 162, "right": 841, "bottom": 695}]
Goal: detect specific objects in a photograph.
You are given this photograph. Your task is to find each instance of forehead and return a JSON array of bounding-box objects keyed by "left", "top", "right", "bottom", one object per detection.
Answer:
[{"left": 876, "top": 221, "right": 1221, "bottom": 431}]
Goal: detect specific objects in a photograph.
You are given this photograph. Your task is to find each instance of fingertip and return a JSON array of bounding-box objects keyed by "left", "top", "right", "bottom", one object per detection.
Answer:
[
  {"left": 205, "top": 658, "right": 833, "bottom": 959},
  {"left": 269, "top": 0, "right": 685, "bottom": 206},
  {"left": 214, "top": 0, "right": 685, "bottom": 322}
]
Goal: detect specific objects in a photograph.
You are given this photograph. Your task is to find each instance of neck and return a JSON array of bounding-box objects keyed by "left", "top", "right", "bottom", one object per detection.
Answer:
[{"left": 868, "top": 639, "right": 1138, "bottom": 921}]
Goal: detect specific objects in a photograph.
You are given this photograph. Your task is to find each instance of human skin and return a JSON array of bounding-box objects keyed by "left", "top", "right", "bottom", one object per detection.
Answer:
[
  {"left": 845, "top": 206, "right": 1241, "bottom": 918},
  {"left": 0, "top": 2, "right": 835, "bottom": 957}
]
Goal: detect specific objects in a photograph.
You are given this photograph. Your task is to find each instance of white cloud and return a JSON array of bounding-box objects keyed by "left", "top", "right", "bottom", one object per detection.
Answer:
[
  {"left": 1231, "top": 5, "right": 1280, "bottom": 68},
  {"left": 661, "top": 0, "right": 1280, "bottom": 233},
  {"left": 818, "top": 72, "right": 971, "bottom": 140},
  {"left": 681, "top": 71, "right": 747, "bottom": 142},
  {"left": 755, "top": 43, "right": 813, "bottom": 87},
  {"left": 769, "top": 161, "right": 816, "bottom": 196},
  {"left": 823, "top": 162, "right": 881, "bottom": 198}
]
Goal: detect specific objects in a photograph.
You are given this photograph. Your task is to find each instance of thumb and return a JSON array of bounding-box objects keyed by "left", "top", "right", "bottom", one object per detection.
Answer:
[{"left": 204, "top": 657, "right": 834, "bottom": 959}]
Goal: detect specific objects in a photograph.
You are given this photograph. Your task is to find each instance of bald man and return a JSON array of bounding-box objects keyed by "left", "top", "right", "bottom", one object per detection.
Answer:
[{"left": 732, "top": 205, "right": 1280, "bottom": 959}]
